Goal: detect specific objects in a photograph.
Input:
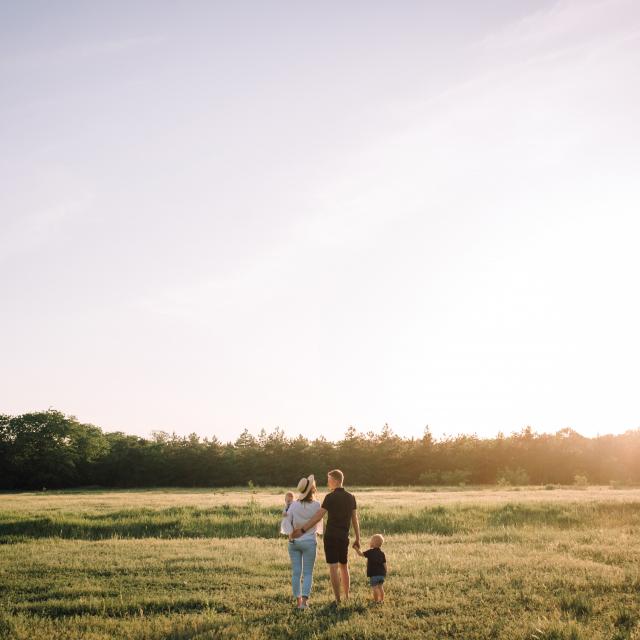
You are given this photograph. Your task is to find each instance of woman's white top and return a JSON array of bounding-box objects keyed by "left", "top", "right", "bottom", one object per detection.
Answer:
[{"left": 281, "top": 499, "right": 323, "bottom": 541}]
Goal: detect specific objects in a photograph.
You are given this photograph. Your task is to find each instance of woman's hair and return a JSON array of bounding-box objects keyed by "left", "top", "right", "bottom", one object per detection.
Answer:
[{"left": 300, "top": 482, "right": 317, "bottom": 502}]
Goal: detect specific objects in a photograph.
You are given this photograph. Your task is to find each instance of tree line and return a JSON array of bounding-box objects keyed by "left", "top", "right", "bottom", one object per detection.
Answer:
[{"left": 1, "top": 409, "right": 638, "bottom": 490}]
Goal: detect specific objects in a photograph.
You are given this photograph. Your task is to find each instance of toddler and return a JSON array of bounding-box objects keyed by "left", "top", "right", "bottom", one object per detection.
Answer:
[
  {"left": 354, "top": 534, "right": 387, "bottom": 603},
  {"left": 280, "top": 491, "right": 295, "bottom": 535}
]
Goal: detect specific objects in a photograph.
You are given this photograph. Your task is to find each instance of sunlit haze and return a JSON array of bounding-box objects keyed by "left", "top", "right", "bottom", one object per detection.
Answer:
[{"left": 2, "top": 0, "right": 639, "bottom": 441}]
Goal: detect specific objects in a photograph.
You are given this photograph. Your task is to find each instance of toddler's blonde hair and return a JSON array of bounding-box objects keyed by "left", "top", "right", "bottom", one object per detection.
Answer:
[{"left": 371, "top": 534, "right": 384, "bottom": 547}]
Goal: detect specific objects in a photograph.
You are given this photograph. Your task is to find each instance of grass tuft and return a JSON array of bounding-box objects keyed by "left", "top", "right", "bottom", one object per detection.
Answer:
[
  {"left": 558, "top": 594, "right": 592, "bottom": 619},
  {"left": 614, "top": 607, "right": 636, "bottom": 630}
]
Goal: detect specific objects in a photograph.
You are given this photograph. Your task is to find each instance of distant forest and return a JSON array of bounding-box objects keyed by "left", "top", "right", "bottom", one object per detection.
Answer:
[{"left": 1, "top": 410, "right": 639, "bottom": 490}]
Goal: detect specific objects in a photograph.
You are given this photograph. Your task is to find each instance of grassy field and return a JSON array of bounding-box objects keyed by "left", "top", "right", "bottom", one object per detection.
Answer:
[{"left": 1, "top": 487, "right": 639, "bottom": 639}]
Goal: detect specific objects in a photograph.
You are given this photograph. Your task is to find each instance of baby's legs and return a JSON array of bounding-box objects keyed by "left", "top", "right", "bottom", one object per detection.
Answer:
[{"left": 371, "top": 585, "right": 384, "bottom": 602}]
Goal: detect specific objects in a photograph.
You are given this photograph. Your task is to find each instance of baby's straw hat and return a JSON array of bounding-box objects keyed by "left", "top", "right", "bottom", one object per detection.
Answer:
[{"left": 296, "top": 475, "right": 315, "bottom": 500}]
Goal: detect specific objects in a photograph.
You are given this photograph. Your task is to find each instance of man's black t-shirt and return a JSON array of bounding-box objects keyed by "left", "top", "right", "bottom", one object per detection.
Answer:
[
  {"left": 363, "top": 547, "right": 386, "bottom": 577},
  {"left": 321, "top": 487, "right": 357, "bottom": 540}
]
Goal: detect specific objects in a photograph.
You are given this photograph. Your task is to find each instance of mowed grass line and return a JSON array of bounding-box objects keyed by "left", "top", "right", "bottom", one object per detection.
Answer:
[
  {"left": 3, "top": 486, "right": 639, "bottom": 514},
  {"left": 2, "top": 501, "right": 640, "bottom": 542}
]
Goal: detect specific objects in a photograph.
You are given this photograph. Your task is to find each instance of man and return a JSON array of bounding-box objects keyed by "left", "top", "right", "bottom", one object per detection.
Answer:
[{"left": 291, "top": 469, "right": 360, "bottom": 604}]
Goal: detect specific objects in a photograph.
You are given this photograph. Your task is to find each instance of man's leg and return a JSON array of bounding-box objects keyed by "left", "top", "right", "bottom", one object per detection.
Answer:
[
  {"left": 339, "top": 562, "right": 350, "bottom": 600},
  {"left": 328, "top": 563, "right": 341, "bottom": 602}
]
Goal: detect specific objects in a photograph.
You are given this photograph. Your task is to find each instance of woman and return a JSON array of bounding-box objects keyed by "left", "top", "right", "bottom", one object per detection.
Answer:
[{"left": 284, "top": 474, "right": 323, "bottom": 609}]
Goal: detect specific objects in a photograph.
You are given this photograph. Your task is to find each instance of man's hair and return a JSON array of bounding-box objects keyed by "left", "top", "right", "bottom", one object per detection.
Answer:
[{"left": 328, "top": 469, "right": 344, "bottom": 485}]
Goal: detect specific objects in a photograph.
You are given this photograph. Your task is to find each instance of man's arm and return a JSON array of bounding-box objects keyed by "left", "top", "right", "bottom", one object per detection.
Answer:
[
  {"left": 351, "top": 509, "right": 361, "bottom": 548},
  {"left": 291, "top": 508, "right": 326, "bottom": 539}
]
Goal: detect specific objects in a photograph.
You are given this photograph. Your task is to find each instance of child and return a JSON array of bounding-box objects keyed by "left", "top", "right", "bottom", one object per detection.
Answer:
[
  {"left": 354, "top": 534, "right": 387, "bottom": 603},
  {"left": 280, "top": 491, "right": 295, "bottom": 535}
]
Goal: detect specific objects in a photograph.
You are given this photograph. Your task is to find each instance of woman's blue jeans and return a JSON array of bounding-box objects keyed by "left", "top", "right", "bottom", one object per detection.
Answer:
[{"left": 288, "top": 537, "right": 317, "bottom": 598}]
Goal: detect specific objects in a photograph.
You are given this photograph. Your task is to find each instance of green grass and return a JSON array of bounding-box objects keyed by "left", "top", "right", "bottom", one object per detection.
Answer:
[
  {"left": 1, "top": 488, "right": 640, "bottom": 639},
  {"left": 2, "top": 500, "right": 640, "bottom": 543}
]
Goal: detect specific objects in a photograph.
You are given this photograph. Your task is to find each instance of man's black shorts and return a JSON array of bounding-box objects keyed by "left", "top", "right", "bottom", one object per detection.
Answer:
[{"left": 323, "top": 535, "right": 349, "bottom": 564}]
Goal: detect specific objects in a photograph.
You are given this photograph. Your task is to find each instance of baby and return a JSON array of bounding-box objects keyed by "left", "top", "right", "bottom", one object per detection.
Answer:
[
  {"left": 280, "top": 491, "right": 295, "bottom": 535},
  {"left": 354, "top": 534, "right": 387, "bottom": 603},
  {"left": 283, "top": 491, "right": 294, "bottom": 515}
]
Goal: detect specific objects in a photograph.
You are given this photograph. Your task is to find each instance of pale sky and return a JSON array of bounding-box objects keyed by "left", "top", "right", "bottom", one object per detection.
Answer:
[{"left": 2, "top": 0, "right": 639, "bottom": 442}]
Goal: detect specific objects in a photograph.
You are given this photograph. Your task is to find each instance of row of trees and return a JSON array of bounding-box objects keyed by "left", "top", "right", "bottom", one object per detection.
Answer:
[{"left": 1, "top": 410, "right": 639, "bottom": 490}]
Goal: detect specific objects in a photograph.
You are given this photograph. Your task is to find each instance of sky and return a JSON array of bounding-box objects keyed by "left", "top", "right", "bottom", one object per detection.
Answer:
[{"left": 1, "top": 0, "right": 639, "bottom": 442}]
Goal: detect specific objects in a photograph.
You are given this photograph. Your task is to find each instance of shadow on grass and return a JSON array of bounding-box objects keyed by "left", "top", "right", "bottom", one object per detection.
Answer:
[
  {"left": 488, "top": 504, "right": 582, "bottom": 528},
  {"left": 0, "top": 506, "right": 280, "bottom": 543},
  {"left": 361, "top": 505, "right": 463, "bottom": 536},
  {"left": 10, "top": 598, "right": 232, "bottom": 618},
  {"left": 269, "top": 602, "right": 363, "bottom": 639},
  {"left": 3, "top": 502, "right": 640, "bottom": 543}
]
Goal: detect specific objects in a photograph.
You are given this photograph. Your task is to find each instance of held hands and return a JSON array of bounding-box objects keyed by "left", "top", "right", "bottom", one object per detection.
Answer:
[{"left": 290, "top": 528, "right": 303, "bottom": 540}]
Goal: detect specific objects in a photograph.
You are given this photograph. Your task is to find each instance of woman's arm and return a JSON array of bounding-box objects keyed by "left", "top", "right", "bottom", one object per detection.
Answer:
[
  {"left": 291, "top": 507, "right": 326, "bottom": 538},
  {"left": 288, "top": 503, "right": 295, "bottom": 526}
]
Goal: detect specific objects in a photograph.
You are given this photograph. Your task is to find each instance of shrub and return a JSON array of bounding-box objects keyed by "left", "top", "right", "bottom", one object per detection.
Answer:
[
  {"left": 496, "top": 467, "right": 530, "bottom": 486},
  {"left": 559, "top": 594, "right": 592, "bottom": 619},
  {"left": 419, "top": 469, "right": 471, "bottom": 486},
  {"left": 573, "top": 475, "right": 588, "bottom": 488},
  {"left": 418, "top": 471, "right": 438, "bottom": 485}
]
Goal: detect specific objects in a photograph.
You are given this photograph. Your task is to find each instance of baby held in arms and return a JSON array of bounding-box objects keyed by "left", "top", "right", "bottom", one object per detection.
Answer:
[{"left": 280, "top": 491, "right": 295, "bottom": 535}]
